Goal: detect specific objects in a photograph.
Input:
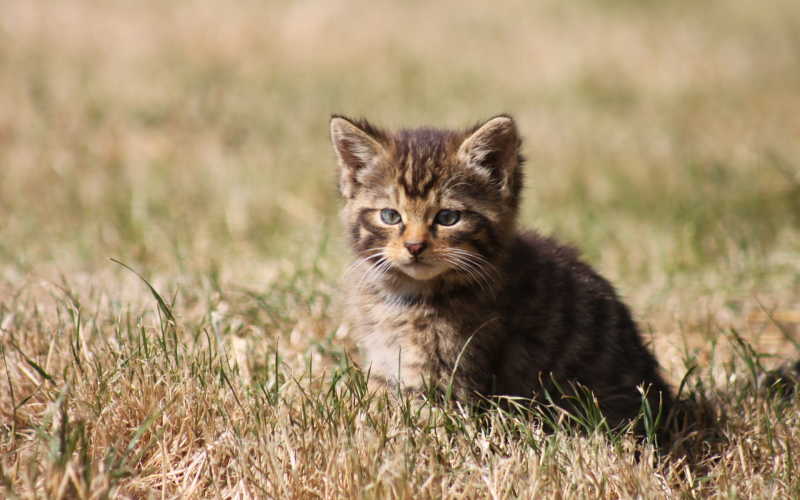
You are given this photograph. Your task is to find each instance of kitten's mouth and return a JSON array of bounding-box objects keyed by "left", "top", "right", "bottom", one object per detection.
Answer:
[
  {"left": 398, "top": 260, "right": 446, "bottom": 281},
  {"left": 405, "top": 258, "right": 428, "bottom": 266},
  {"left": 401, "top": 260, "right": 430, "bottom": 271}
]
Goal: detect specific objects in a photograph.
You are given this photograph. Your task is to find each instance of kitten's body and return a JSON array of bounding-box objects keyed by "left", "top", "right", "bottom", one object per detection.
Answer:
[{"left": 332, "top": 115, "right": 672, "bottom": 430}]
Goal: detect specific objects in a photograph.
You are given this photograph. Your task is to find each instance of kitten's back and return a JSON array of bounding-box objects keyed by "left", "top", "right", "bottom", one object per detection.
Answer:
[{"left": 496, "top": 232, "right": 672, "bottom": 428}]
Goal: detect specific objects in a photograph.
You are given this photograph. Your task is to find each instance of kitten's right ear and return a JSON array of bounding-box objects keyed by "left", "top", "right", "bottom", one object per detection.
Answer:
[{"left": 330, "top": 115, "right": 386, "bottom": 197}]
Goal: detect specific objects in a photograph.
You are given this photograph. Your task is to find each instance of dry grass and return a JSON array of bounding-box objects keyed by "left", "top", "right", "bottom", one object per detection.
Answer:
[{"left": 2, "top": 0, "right": 800, "bottom": 497}]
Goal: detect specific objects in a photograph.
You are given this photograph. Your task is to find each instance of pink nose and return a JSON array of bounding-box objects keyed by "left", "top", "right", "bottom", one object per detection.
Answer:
[{"left": 404, "top": 241, "right": 427, "bottom": 256}]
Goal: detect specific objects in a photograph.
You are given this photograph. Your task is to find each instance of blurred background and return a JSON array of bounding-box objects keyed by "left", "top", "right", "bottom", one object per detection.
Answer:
[{"left": 1, "top": 0, "right": 799, "bottom": 372}]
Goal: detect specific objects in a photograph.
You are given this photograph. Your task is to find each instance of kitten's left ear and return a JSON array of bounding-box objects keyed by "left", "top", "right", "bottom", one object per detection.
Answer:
[{"left": 458, "top": 115, "right": 521, "bottom": 190}]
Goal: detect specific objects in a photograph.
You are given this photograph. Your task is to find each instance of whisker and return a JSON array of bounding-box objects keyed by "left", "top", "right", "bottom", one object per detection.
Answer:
[
  {"left": 359, "top": 259, "right": 387, "bottom": 289},
  {"left": 447, "top": 247, "right": 496, "bottom": 268},
  {"left": 352, "top": 254, "right": 388, "bottom": 290},
  {"left": 439, "top": 254, "right": 494, "bottom": 295},
  {"left": 344, "top": 248, "right": 386, "bottom": 277},
  {"left": 445, "top": 248, "right": 501, "bottom": 280},
  {"left": 436, "top": 250, "right": 499, "bottom": 296},
  {"left": 357, "top": 254, "right": 398, "bottom": 291}
]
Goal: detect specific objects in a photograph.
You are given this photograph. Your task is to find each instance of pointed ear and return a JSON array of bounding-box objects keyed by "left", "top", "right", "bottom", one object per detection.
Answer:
[
  {"left": 330, "top": 116, "right": 386, "bottom": 197},
  {"left": 457, "top": 115, "right": 520, "bottom": 188}
]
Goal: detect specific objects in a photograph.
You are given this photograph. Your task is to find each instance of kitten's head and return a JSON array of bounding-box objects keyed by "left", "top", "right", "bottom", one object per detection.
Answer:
[{"left": 330, "top": 115, "right": 523, "bottom": 291}]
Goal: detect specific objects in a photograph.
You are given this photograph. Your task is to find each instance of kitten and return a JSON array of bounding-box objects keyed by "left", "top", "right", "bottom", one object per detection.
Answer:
[{"left": 330, "top": 114, "right": 673, "bottom": 433}]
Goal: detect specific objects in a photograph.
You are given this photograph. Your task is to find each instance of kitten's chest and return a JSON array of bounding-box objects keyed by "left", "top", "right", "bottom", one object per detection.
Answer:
[{"left": 349, "top": 291, "right": 500, "bottom": 390}]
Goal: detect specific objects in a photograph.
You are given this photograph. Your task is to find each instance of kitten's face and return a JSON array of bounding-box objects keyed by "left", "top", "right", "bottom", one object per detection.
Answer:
[
  {"left": 352, "top": 179, "right": 487, "bottom": 281},
  {"left": 330, "top": 116, "right": 523, "bottom": 289}
]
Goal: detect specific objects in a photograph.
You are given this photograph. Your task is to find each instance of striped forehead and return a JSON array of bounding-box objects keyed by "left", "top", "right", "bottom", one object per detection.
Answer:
[
  {"left": 394, "top": 183, "right": 435, "bottom": 218},
  {"left": 398, "top": 155, "right": 437, "bottom": 200},
  {"left": 393, "top": 128, "right": 453, "bottom": 199}
]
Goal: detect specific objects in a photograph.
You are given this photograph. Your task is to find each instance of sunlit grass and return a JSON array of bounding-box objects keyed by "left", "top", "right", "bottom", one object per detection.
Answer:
[{"left": 1, "top": 0, "right": 800, "bottom": 497}]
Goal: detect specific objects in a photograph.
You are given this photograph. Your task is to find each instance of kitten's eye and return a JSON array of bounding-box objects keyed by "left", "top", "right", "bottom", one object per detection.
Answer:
[
  {"left": 380, "top": 208, "right": 402, "bottom": 225},
  {"left": 435, "top": 210, "right": 461, "bottom": 226}
]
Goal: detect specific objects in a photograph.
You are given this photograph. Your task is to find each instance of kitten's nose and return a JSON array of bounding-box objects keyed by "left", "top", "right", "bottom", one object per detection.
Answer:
[{"left": 404, "top": 241, "right": 427, "bottom": 257}]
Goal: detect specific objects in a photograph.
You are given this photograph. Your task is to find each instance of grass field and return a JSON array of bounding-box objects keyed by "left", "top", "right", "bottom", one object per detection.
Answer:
[{"left": 2, "top": 0, "right": 800, "bottom": 497}]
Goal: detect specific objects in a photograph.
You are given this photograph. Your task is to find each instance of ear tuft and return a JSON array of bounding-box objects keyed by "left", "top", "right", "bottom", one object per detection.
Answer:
[
  {"left": 330, "top": 116, "right": 387, "bottom": 198},
  {"left": 330, "top": 116, "right": 385, "bottom": 172},
  {"left": 457, "top": 115, "right": 520, "bottom": 186}
]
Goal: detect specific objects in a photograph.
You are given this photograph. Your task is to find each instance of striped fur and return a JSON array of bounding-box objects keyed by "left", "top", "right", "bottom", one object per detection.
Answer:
[{"left": 331, "top": 115, "right": 673, "bottom": 432}]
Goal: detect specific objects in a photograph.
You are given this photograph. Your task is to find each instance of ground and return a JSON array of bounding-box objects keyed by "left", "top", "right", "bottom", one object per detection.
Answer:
[{"left": 1, "top": 0, "right": 800, "bottom": 497}]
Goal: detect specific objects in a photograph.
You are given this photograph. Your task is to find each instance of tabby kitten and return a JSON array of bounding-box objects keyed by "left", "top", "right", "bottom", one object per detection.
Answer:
[{"left": 331, "top": 114, "right": 673, "bottom": 431}]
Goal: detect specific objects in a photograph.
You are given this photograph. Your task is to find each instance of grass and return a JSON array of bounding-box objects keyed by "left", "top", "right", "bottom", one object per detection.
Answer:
[{"left": 1, "top": 0, "right": 800, "bottom": 497}]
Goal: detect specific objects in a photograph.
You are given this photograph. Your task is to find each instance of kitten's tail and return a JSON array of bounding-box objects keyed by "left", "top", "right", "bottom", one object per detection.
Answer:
[{"left": 759, "top": 360, "right": 800, "bottom": 397}]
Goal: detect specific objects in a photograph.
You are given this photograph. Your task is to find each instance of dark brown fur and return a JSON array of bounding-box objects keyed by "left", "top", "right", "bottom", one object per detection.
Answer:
[{"left": 330, "top": 114, "right": 673, "bottom": 434}]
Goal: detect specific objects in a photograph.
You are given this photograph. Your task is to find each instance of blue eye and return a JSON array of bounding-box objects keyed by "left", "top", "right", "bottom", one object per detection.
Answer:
[
  {"left": 380, "top": 208, "right": 402, "bottom": 225},
  {"left": 435, "top": 210, "right": 461, "bottom": 226}
]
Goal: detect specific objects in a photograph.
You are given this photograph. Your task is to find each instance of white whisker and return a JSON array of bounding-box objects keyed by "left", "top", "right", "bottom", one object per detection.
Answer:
[
  {"left": 344, "top": 248, "right": 386, "bottom": 279},
  {"left": 440, "top": 254, "right": 492, "bottom": 295},
  {"left": 435, "top": 248, "right": 500, "bottom": 296}
]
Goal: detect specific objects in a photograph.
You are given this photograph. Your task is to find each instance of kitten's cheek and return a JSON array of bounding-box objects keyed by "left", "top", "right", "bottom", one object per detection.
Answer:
[{"left": 384, "top": 248, "right": 406, "bottom": 265}]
